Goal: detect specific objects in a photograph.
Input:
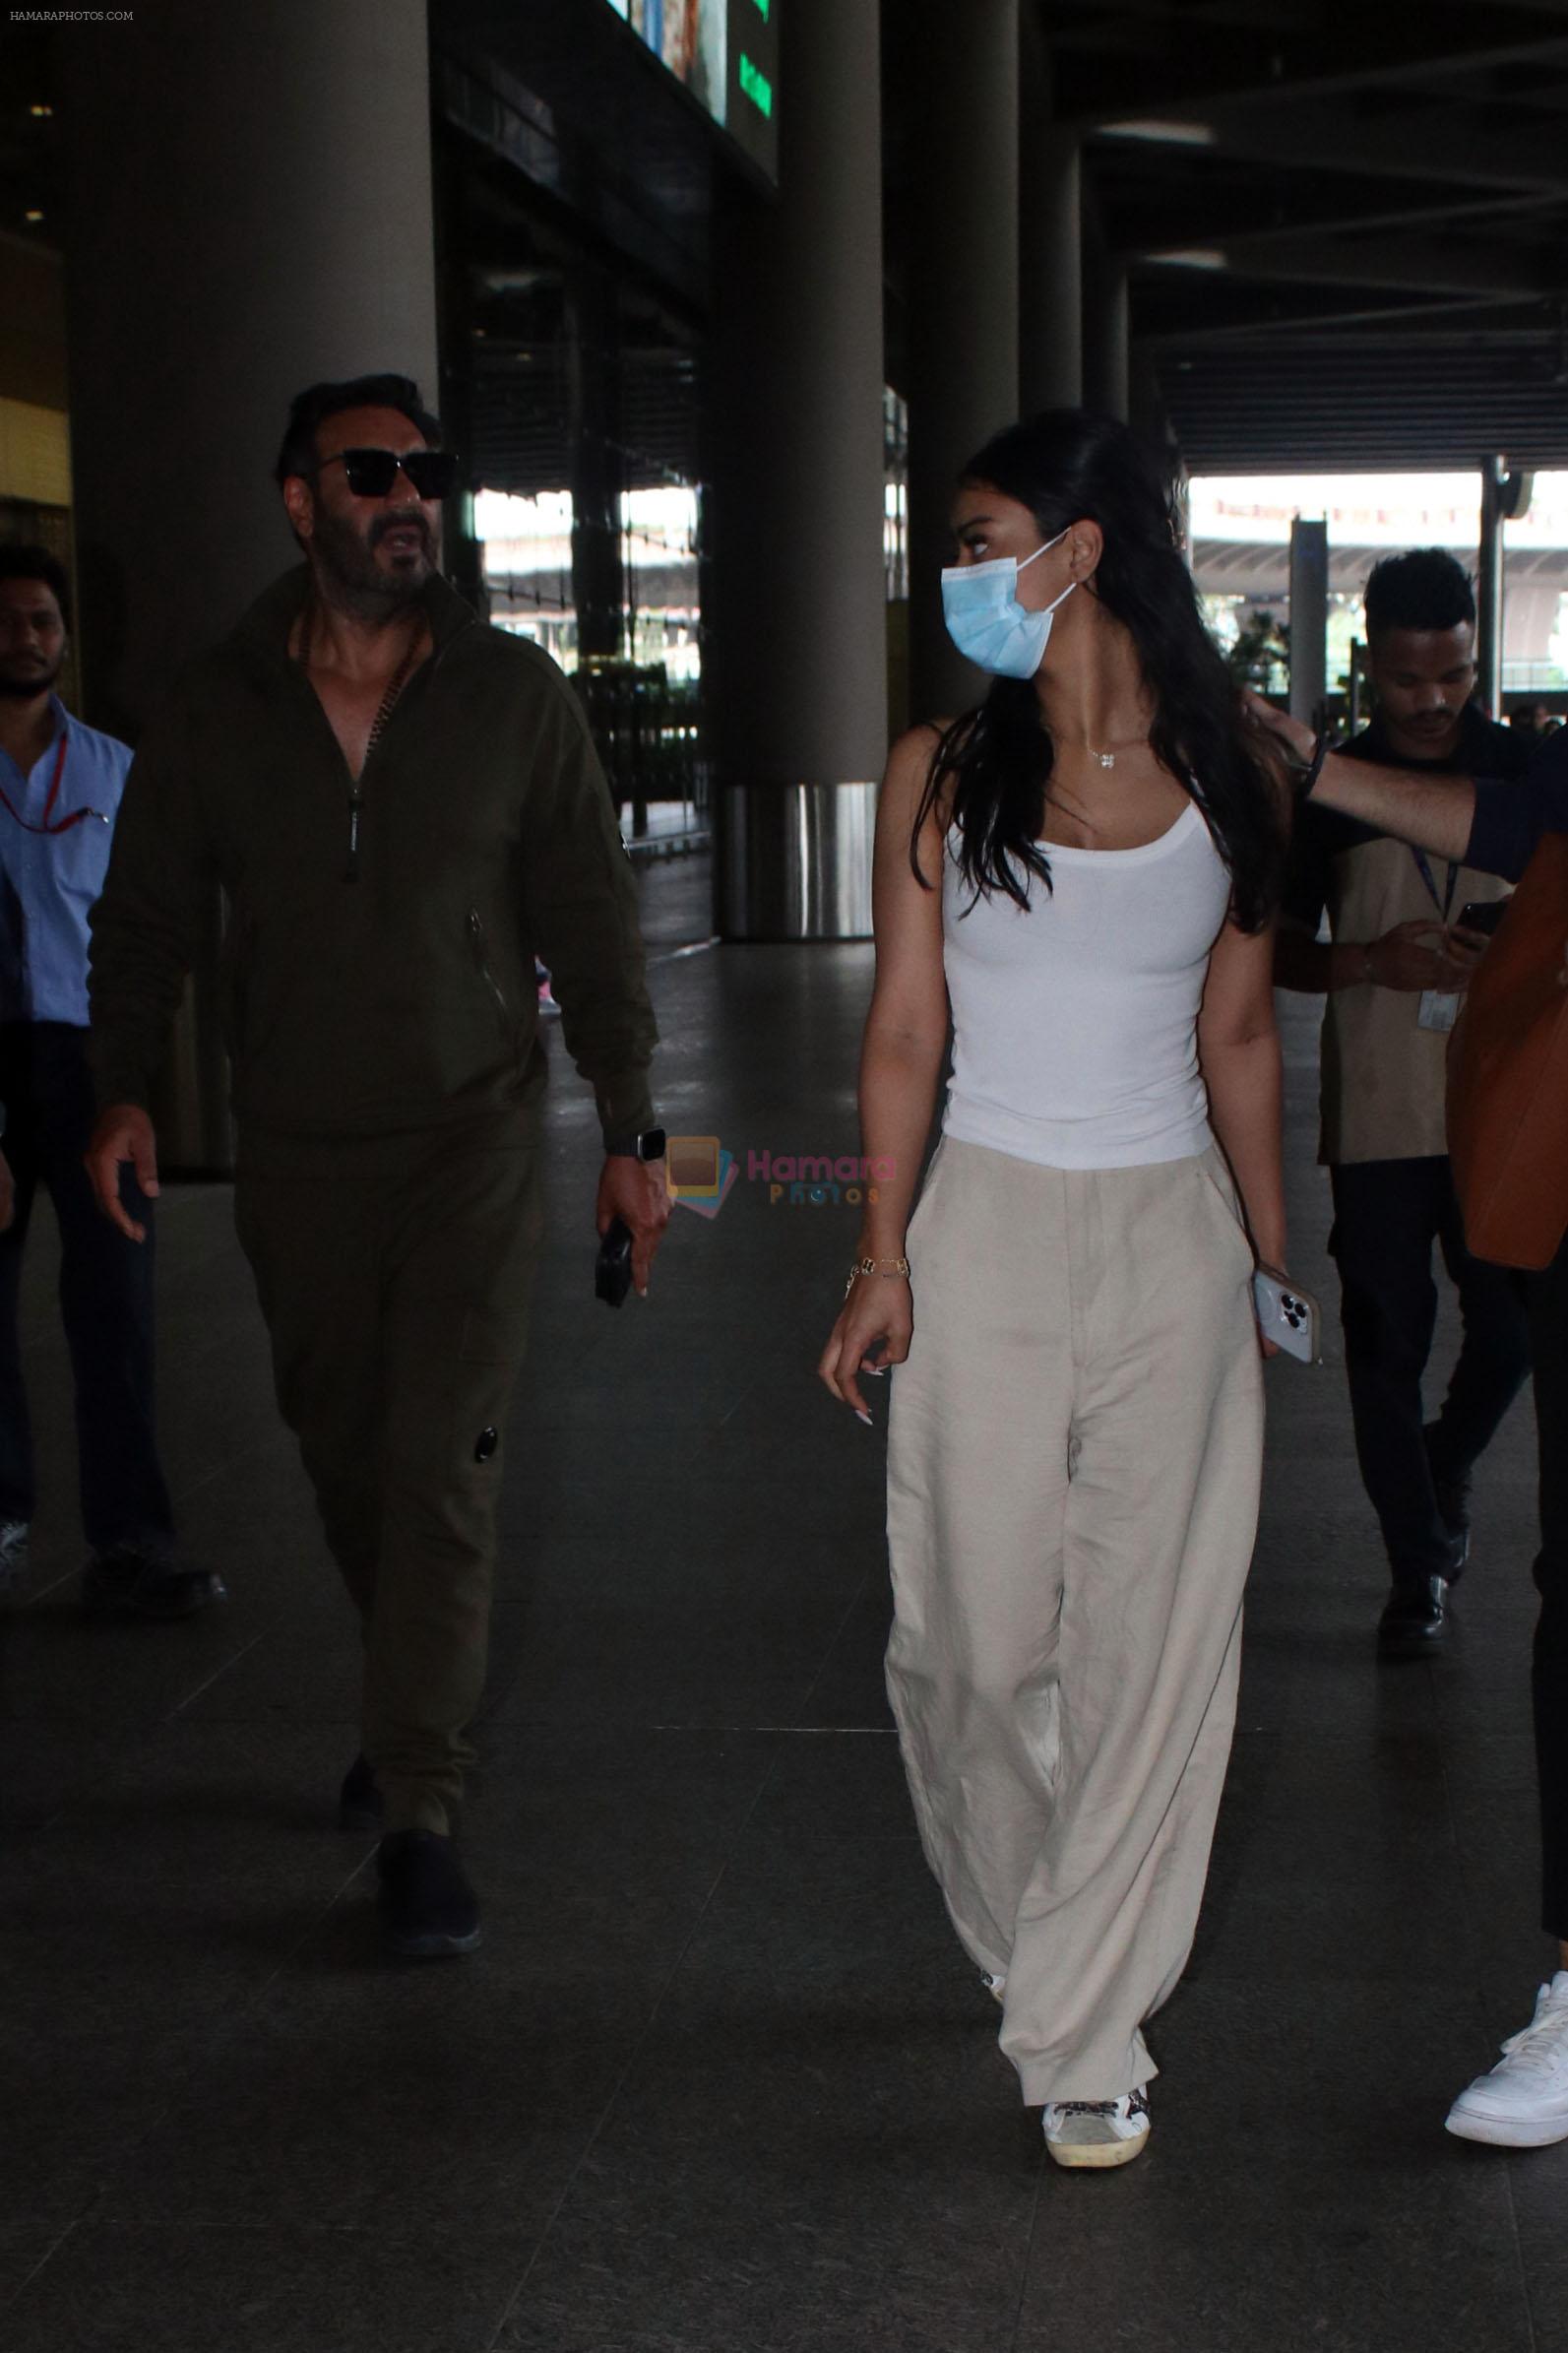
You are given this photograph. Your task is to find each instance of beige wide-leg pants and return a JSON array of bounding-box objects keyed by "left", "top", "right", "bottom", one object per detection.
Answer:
[{"left": 886, "top": 1136, "right": 1264, "bottom": 2105}]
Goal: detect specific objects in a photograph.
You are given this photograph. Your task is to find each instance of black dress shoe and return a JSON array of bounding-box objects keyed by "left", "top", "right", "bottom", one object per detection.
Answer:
[
  {"left": 377, "top": 1830, "right": 481, "bottom": 1958},
  {"left": 339, "top": 1753, "right": 384, "bottom": 1834},
  {"left": 1378, "top": 1573, "right": 1451, "bottom": 1659},
  {"left": 1424, "top": 1428, "right": 1473, "bottom": 1579},
  {"left": 82, "top": 1547, "right": 227, "bottom": 1622}
]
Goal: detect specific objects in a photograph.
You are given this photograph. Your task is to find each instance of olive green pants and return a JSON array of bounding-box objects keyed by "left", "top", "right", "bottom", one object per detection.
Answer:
[{"left": 234, "top": 1111, "right": 543, "bottom": 1835}]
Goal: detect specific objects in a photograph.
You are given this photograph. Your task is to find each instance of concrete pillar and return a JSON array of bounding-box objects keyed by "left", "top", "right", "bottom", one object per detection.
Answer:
[
  {"left": 906, "top": 0, "right": 1021, "bottom": 721},
  {"left": 1288, "top": 517, "right": 1329, "bottom": 731},
  {"left": 1018, "top": 16, "right": 1082, "bottom": 414},
  {"left": 1476, "top": 453, "right": 1513, "bottom": 719},
  {"left": 566, "top": 265, "right": 626, "bottom": 667},
  {"left": 707, "top": 0, "right": 886, "bottom": 940},
  {"left": 63, "top": 0, "right": 439, "bottom": 734},
  {"left": 62, "top": 0, "right": 438, "bottom": 1164},
  {"left": 429, "top": 140, "right": 487, "bottom": 622},
  {"left": 1130, "top": 349, "right": 1173, "bottom": 460},
  {"left": 1085, "top": 263, "right": 1131, "bottom": 424}
]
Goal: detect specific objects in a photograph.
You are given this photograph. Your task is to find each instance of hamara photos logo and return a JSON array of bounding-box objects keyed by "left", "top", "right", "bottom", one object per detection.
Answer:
[
  {"left": 665, "top": 1141, "right": 892, "bottom": 1220},
  {"left": 664, "top": 1136, "right": 739, "bottom": 1221}
]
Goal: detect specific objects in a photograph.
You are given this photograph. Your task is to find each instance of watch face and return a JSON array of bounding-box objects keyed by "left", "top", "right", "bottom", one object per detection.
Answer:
[{"left": 640, "top": 1127, "right": 666, "bottom": 1161}]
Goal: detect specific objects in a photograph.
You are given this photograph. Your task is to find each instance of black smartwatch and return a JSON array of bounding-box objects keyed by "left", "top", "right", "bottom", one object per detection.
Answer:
[{"left": 605, "top": 1127, "right": 665, "bottom": 1162}]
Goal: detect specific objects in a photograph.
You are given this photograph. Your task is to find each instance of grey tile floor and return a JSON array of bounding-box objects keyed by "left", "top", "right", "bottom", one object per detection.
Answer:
[{"left": 0, "top": 850, "right": 1562, "bottom": 2352}]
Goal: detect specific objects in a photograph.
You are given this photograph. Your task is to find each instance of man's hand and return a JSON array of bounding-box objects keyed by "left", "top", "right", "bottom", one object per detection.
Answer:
[
  {"left": 596, "top": 1154, "right": 671, "bottom": 1298},
  {"left": 85, "top": 1104, "right": 159, "bottom": 1241},
  {"left": 0, "top": 1148, "right": 14, "bottom": 1235},
  {"left": 1241, "top": 689, "right": 1315, "bottom": 768},
  {"left": 1442, "top": 923, "right": 1493, "bottom": 986},
  {"left": 1365, "top": 919, "right": 1476, "bottom": 993}
]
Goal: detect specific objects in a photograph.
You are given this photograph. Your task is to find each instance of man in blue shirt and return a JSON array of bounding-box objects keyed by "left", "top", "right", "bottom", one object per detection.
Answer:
[{"left": 0, "top": 546, "right": 220, "bottom": 1618}]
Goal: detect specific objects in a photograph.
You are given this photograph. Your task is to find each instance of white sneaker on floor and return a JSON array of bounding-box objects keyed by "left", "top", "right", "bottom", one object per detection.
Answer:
[
  {"left": 0, "top": 1519, "right": 29, "bottom": 1592},
  {"left": 1042, "top": 2087, "right": 1151, "bottom": 2170},
  {"left": 1447, "top": 1974, "right": 1568, "bottom": 2148}
]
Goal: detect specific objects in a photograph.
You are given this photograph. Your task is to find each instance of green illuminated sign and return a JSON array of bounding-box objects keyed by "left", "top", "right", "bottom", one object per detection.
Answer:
[{"left": 603, "top": 0, "right": 777, "bottom": 181}]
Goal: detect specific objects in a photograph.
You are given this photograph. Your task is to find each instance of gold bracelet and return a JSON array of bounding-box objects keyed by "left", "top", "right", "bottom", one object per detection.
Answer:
[{"left": 845, "top": 1254, "right": 910, "bottom": 1298}]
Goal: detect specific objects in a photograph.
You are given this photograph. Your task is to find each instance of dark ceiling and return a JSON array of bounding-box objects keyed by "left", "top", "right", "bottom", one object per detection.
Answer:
[
  {"left": 0, "top": 29, "right": 59, "bottom": 248},
  {"left": 7, "top": 5, "right": 1568, "bottom": 480},
  {"left": 1049, "top": 0, "right": 1568, "bottom": 471}
]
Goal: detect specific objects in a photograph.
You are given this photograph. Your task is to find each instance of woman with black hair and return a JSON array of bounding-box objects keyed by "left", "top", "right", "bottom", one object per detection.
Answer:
[{"left": 819, "top": 410, "right": 1288, "bottom": 2168}]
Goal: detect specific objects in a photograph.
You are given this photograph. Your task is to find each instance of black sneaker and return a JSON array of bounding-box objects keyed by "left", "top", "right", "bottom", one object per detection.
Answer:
[
  {"left": 1378, "top": 1571, "right": 1450, "bottom": 1659},
  {"left": 1424, "top": 1427, "right": 1472, "bottom": 1578},
  {"left": 377, "top": 1830, "right": 482, "bottom": 1958},
  {"left": 339, "top": 1753, "right": 384, "bottom": 1834},
  {"left": 82, "top": 1546, "right": 226, "bottom": 1622}
]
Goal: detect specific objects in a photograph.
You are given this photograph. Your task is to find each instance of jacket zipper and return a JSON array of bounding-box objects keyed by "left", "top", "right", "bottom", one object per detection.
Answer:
[
  {"left": 337, "top": 637, "right": 442, "bottom": 882},
  {"left": 290, "top": 606, "right": 454, "bottom": 883},
  {"left": 468, "top": 909, "right": 515, "bottom": 1028}
]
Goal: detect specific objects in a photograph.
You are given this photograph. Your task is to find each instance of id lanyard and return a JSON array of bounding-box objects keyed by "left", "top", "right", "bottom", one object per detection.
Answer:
[
  {"left": 0, "top": 732, "right": 108, "bottom": 837},
  {"left": 1411, "top": 845, "right": 1458, "bottom": 922},
  {"left": 1411, "top": 848, "right": 1461, "bottom": 1033}
]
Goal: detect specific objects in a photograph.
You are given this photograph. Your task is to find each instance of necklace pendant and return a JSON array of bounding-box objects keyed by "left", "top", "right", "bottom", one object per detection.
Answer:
[{"left": 1095, "top": 750, "right": 1115, "bottom": 769}]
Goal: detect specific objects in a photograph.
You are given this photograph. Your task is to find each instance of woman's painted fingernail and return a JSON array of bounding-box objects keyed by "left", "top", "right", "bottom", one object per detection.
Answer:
[{"left": 855, "top": 1409, "right": 873, "bottom": 1426}]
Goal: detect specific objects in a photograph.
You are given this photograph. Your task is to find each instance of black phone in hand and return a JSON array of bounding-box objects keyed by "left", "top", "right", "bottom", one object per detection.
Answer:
[
  {"left": 596, "top": 1216, "right": 634, "bottom": 1308},
  {"left": 1458, "top": 899, "right": 1509, "bottom": 937}
]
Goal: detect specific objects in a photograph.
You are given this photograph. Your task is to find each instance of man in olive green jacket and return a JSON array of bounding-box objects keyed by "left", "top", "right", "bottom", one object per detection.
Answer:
[{"left": 86, "top": 374, "right": 668, "bottom": 1957}]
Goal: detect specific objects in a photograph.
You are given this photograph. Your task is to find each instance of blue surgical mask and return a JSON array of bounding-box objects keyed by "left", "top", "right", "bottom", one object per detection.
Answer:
[{"left": 941, "top": 528, "right": 1075, "bottom": 677}]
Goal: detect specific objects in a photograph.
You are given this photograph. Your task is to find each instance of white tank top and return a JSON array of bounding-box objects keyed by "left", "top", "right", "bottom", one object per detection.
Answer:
[{"left": 941, "top": 798, "right": 1232, "bottom": 1170}]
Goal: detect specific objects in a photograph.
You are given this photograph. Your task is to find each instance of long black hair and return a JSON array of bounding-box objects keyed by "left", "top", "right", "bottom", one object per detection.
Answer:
[{"left": 913, "top": 409, "right": 1284, "bottom": 932}]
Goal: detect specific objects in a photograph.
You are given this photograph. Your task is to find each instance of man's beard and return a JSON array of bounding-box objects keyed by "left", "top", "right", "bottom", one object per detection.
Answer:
[
  {"left": 0, "top": 659, "right": 61, "bottom": 700},
  {"left": 309, "top": 506, "right": 434, "bottom": 618}
]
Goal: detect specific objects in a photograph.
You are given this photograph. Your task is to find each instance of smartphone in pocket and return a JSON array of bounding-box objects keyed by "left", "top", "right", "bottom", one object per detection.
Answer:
[{"left": 1252, "top": 1268, "right": 1321, "bottom": 1364}]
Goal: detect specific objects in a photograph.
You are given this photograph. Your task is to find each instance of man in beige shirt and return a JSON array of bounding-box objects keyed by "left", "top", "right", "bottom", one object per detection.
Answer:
[{"left": 1276, "top": 549, "right": 1532, "bottom": 1655}]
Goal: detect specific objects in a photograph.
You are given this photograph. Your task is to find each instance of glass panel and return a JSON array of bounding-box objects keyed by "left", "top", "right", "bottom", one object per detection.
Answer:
[
  {"left": 883, "top": 385, "right": 908, "bottom": 604},
  {"left": 476, "top": 488, "right": 578, "bottom": 670}
]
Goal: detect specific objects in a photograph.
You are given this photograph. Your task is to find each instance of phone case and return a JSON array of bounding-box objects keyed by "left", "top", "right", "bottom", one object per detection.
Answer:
[
  {"left": 1251, "top": 1269, "right": 1320, "bottom": 1364},
  {"left": 595, "top": 1217, "right": 634, "bottom": 1308}
]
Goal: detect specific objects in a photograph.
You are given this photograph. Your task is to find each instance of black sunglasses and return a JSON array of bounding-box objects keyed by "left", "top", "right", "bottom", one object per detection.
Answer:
[{"left": 314, "top": 447, "right": 459, "bottom": 500}]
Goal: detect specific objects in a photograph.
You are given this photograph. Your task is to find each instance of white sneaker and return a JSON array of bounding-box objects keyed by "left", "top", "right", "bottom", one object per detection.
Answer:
[
  {"left": 1042, "top": 2087, "right": 1151, "bottom": 2170},
  {"left": 0, "top": 1519, "right": 28, "bottom": 1592},
  {"left": 1446, "top": 1973, "right": 1568, "bottom": 2148}
]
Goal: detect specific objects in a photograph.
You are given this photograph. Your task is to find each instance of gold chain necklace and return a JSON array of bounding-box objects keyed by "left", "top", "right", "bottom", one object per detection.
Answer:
[
  {"left": 296, "top": 602, "right": 423, "bottom": 753},
  {"left": 362, "top": 628, "right": 422, "bottom": 762}
]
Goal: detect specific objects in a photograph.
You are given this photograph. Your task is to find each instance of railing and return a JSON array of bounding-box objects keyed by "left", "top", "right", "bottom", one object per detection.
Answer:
[{"left": 573, "top": 660, "right": 709, "bottom": 848}]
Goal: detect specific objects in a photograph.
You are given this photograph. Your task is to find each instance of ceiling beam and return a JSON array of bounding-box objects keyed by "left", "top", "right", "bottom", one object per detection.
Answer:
[
  {"left": 1135, "top": 291, "right": 1553, "bottom": 347},
  {"left": 1105, "top": 187, "right": 1560, "bottom": 255},
  {"left": 1139, "top": 227, "right": 1568, "bottom": 300},
  {"left": 1056, "top": 5, "right": 1568, "bottom": 124},
  {"left": 1092, "top": 94, "right": 1568, "bottom": 192}
]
